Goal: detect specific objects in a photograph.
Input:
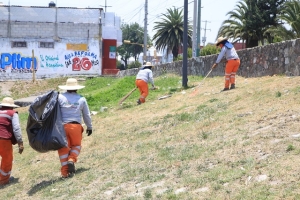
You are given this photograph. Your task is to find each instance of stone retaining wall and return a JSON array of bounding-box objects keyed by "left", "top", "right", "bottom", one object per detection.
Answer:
[{"left": 118, "top": 38, "right": 300, "bottom": 78}]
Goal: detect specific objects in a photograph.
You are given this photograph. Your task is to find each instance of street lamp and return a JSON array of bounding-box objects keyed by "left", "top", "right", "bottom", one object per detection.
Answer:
[
  {"left": 124, "top": 40, "right": 148, "bottom": 48},
  {"left": 124, "top": 40, "right": 149, "bottom": 62}
]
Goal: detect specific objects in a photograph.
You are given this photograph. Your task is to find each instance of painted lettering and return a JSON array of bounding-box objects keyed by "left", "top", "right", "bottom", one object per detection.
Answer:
[
  {"left": 46, "top": 62, "right": 64, "bottom": 68},
  {"left": 72, "top": 57, "right": 81, "bottom": 71},
  {"left": 45, "top": 55, "right": 59, "bottom": 61},
  {"left": 0, "top": 53, "right": 37, "bottom": 71},
  {"left": 64, "top": 51, "right": 97, "bottom": 60}
]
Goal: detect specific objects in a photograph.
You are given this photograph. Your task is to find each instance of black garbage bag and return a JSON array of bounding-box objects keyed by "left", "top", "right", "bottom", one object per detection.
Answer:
[{"left": 26, "top": 90, "right": 67, "bottom": 153}]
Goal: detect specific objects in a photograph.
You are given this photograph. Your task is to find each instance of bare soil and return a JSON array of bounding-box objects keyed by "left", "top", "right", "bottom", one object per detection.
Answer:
[{"left": 0, "top": 81, "right": 15, "bottom": 96}]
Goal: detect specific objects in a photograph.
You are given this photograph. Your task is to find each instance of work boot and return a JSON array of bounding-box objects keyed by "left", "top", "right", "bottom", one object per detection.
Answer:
[
  {"left": 0, "top": 176, "right": 15, "bottom": 186},
  {"left": 230, "top": 84, "right": 235, "bottom": 89},
  {"left": 67, "top": 161, "right": 75, "bottom": 174},
  {"left": 221, "top": 88, "right": 229, "bottom": 92},
  {"left": 61, "top": 175, "right": 69, "bottom": 179},
  {"left": 9, "top": 176, "right": 15, "bottom": 183},
  {"left": 137, "top": 99, "right": 141, "bottom": 105}
]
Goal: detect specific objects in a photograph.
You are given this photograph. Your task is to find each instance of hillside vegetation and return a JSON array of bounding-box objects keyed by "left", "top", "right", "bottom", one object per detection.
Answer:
[{"left": 1, "top": 74, "right": 300, "bottom": 200}]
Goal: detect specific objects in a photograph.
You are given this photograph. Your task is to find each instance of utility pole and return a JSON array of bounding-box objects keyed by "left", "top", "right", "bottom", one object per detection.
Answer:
[
  {"left": 100, "top": 0, "right": 112, "bottom": 12},
  {"left": 192, "top": 0, "right": 197, "bottom": 58},
  {"left": 196, "top": 0, "right": 201, "bottom": 57},
  {"left": 143, "top": 0, "right": 148, "bottom": 62},
  {"left": 182, "top": 0, "right": 188, "bottom": 87},
  {"left": 202, "top": 20, "right": 211, "bottom": 47}
]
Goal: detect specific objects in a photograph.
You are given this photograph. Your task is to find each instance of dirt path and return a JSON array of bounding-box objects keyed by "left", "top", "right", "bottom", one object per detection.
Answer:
[{"left": 0, "top": 81, "right": 15, "bottom": 96}]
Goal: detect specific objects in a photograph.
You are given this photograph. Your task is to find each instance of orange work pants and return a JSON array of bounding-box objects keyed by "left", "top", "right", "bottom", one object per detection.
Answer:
[
  {"left": 224, "top": 59, "right": 240, "bottom": 88},
  {"left": 57, "top": 123, "right": 83, "bottom": 177},
  {"left": 0, "top": 139, "right": 13, "bottom": 185},
  {"left": 135, "top": 79, "right": 149, "bottom": 103}
]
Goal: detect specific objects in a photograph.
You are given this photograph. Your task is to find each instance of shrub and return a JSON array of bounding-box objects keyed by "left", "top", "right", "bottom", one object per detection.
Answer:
[{"left": 200, "top": 44, "right": 220, "bottom": 56}]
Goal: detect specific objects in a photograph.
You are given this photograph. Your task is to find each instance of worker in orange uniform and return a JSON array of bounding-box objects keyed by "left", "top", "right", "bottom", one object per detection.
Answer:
[
  {"left": 57, "top": 78, "right": 93, "bottom": 178},
  {"left": 212, "top": 37, "right": 240, "bottom": 91},
  {"left": 0, "top": 97, "right": 24, "bottom": 185},
  {"left": 135, "top": 62, "right": 156, "bottom": 104}
]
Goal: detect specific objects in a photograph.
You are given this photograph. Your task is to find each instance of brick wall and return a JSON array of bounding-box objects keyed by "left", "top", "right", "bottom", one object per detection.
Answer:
[
  {"left": 10, "top": 22, "right": 55, "bottom": 38},
  {"left": 0, "top": 21, "right": 100, "bottom": 39}
]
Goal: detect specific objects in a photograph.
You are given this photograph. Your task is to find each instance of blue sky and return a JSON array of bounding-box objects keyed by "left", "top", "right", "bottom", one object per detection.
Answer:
[{"left": 5, "top": 0, "right": 240, "bottom": 44}]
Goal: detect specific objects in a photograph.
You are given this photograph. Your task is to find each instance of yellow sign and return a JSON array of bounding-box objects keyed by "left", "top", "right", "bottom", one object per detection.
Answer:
[{"left": 66, "top": 44, "right": 88, "bottom": 51}]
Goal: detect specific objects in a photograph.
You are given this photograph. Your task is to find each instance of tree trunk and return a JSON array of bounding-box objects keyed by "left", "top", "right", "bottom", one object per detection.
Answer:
[
  {"left": 246, "top": 39, "right": 259, "bottom": 48},
  {"left": 172, "top": 46, "right": 179, "bottom": 60}
]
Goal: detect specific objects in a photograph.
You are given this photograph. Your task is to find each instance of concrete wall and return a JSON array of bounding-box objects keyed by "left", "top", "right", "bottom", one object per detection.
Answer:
[
  {"left": 0, "top": 38, "right": 101, "bottom": 81},
  {"left": 118, "top": 38, "right": 300, "bottom": 78},
  {"left": 0, "top": 6, "right": 122, "bottom": 81}
]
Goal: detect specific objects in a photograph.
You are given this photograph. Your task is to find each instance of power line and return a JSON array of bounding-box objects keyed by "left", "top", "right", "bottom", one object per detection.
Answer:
[
  {"left": 202, "top": 20, "right": 211, "bottom": 46},
  {"left": 99, "top": 0, "right": 112, "bottom": 12}
]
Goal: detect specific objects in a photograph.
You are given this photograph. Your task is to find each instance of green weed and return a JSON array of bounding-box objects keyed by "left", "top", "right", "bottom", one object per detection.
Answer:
[
  {"left": 286, "top": 144, "right": 295, "bottom": 152},
  {"left": 275, "top": 91, "right": 282, "bottom": 97}
]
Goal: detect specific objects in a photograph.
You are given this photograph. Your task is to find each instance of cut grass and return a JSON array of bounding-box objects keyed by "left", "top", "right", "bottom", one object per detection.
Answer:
[{"left": 2, "top": 75, "right": 300, "bottom": 199}]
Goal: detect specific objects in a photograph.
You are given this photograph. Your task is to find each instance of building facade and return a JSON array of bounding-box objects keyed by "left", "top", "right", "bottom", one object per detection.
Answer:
[{"left": 0, "top": 3, "right": 122, "bottom": 81}]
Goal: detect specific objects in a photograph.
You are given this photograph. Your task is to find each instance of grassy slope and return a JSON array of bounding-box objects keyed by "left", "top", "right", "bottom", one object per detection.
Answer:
[{"left": 1, "top": 74, "right": 300, "bottom": 200}]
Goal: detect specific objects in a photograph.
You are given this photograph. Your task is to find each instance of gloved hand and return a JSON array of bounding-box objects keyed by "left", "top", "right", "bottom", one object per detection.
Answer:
[
  {"left": 151, "top": 85, "right": 157, "bottom": 90},
  {"left": 212, "top": 63, "right": 218, "bottom": 69},
  {"left": 18, "top": 142, "right": 24, "bottom": 154},
  {"left": 86, "top": 129, "right": 92, "bottom": 136}
]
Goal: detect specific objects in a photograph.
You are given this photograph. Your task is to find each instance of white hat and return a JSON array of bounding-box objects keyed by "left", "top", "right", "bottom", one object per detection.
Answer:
[
  {"left": 215, "top": 37, "right": 228, "bottom": 46},
  {"left": 0, "top": 97, "right": 19, "bottom": 108},
  {"left": 58, "top": 78, "right": 85, "bottom": 90},
  {"left": 143, "top": 62, "right": 153, "bottom": 67}
]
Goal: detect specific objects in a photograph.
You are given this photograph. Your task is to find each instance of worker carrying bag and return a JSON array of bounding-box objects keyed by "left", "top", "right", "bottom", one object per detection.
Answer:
[{"left": 26, "top": 90, "right": 67, "bottom": 153}]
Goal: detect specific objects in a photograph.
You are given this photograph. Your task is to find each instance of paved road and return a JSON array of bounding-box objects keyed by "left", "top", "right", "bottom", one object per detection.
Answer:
[{"left": 15, "top": 95, "right": 39, "bottom": 107}]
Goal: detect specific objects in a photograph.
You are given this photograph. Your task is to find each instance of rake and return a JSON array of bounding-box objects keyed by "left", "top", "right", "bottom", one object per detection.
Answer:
[{"left": 190, "top": 68, "right": 213, "bottom": 96}]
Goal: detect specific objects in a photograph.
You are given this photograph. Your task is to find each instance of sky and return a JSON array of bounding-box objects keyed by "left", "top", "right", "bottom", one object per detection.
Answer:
[{"left": 4, "top": 0, "right": 240, "bottom": 45}]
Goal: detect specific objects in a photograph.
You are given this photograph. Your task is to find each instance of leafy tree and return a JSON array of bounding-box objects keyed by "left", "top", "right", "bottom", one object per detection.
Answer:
[
  {"left": 152, "top": 8, "right": 192, "bottom": 60},
  {"left": 117, "top": 23, "right": 151, "bottom": 68}
]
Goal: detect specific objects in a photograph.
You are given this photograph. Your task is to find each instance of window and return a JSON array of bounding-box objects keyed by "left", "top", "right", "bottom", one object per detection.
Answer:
[
  {"left": 39, "top": 42, "right": 54, "bottom": 48},
  {"left": 12, "top": 41, "right": 27, "bottom": 48}
]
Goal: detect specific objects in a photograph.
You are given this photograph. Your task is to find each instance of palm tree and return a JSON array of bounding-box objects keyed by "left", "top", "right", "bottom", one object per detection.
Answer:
[
  {"left": 218, "top": 0, "right": 286, "bottom": 48},
  {"left": 152, "top": 8, "right": 192, "bottom": 60},
  {"left": 217, "top": 1, "right": 248, "bottom": 44},
  {"left": 278, "top": 0, "right": 300, "bottom": 38},
  {"left": 217, "top": 0, "right": 261, "bottom": 48}
]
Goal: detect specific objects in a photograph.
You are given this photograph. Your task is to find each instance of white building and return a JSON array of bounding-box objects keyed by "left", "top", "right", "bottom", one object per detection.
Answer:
[{"left": 0, "top": 2, "right": 122, "bottom": 81}]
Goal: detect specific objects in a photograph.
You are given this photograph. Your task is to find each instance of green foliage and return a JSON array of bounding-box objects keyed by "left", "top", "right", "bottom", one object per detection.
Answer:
[
  {"left": 127, "top": 61, "right": 142, "bottom": 69},
  {"left": 200, "top": 45, "right": 220, "bottom": 56},
  {"left": 275, "top": 91, "right": 282, "bottom": 97},
  {"left": 79, "top": 74, "right": 185, "bottom": 111},
  {"left": 287, "top": 144, "right": 295, "bottom": 152},
  {"left": 187, "top": 47, "right": 192, "bottom": 58},
  {"left": 277, "top": 0, "right": 300, "bottom": 39},
  {"left": 117, "top": 60, "right": 125, "bottom": 70},
  {"left": 174, "top": 54, "right": 183, "bottom": 61},
  {"left": 118, "top": 23, "right": 151, "bottom": 68},
  {"left": 143, "top": 188, "right": 153, "bottom": 199},
  {"left": 173, "top": 48, "right": 193, "bottom": 61},
  {"left": 218, "top": 0, "right": 286, "bottom": 47}
]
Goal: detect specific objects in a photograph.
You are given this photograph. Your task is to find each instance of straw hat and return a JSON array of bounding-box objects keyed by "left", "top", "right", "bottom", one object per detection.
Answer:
[
  {"left": 0, "top": 97, "right": 19, "bottom": 108},
  {"left": 144, "top": 62, "right": 153, "bottom": 67},
  {"left": 58, "top": 78, "right": 85, "bottom": 90},
  {"left": 215, "top": 37, "right": 228, "bottom": 46}
]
